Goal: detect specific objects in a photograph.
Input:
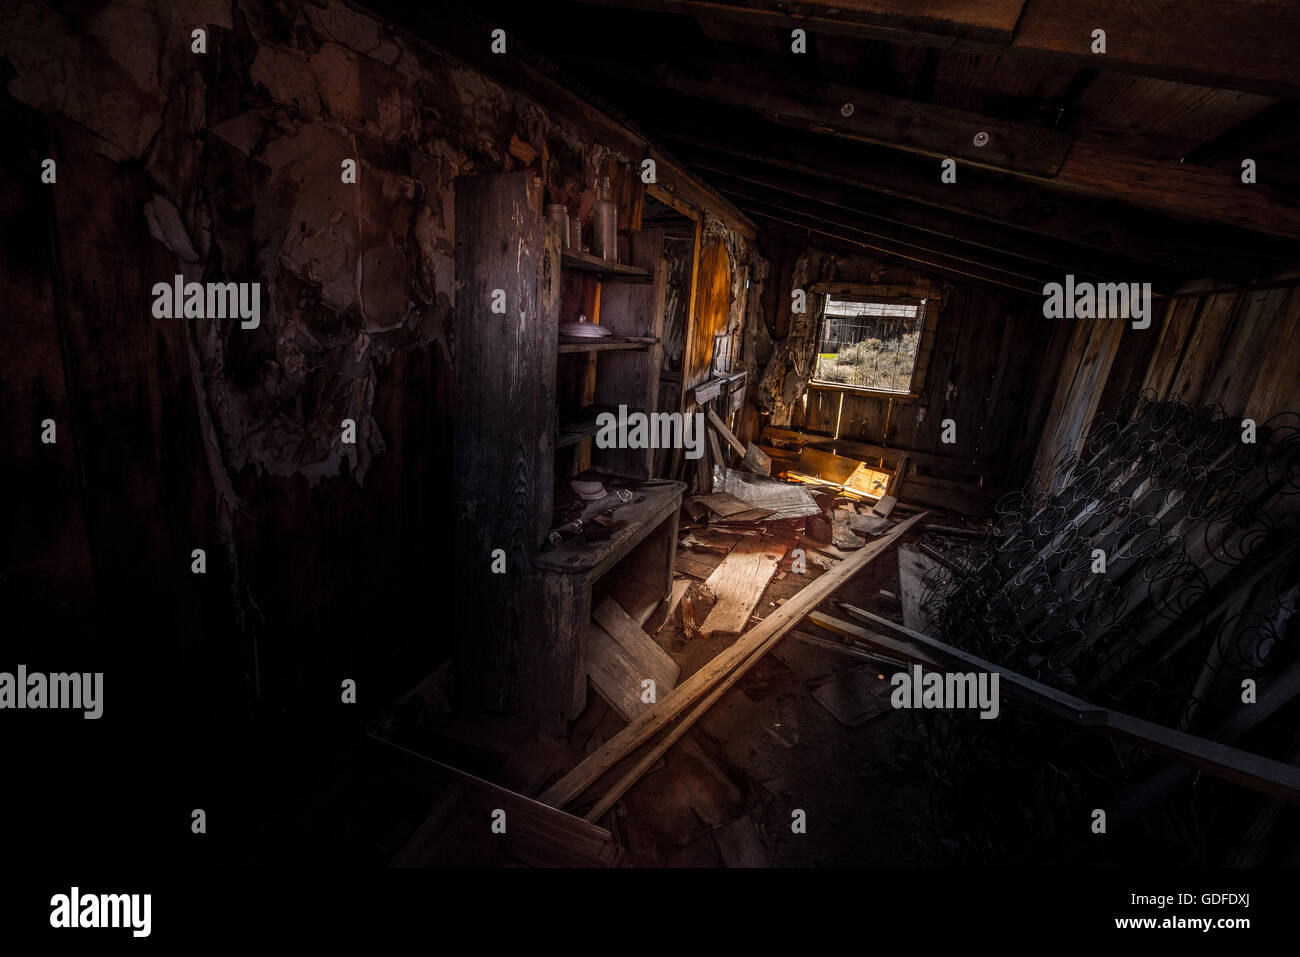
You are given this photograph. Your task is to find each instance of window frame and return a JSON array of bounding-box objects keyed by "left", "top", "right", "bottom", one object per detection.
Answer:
[{"left": 808, "top": 293, "right": 933, "bottom": 398}]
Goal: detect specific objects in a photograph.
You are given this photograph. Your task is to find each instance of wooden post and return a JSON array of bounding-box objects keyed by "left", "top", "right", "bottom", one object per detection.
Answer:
[{"left": 453, "top": 172, "right": 560, "bottom": 718}]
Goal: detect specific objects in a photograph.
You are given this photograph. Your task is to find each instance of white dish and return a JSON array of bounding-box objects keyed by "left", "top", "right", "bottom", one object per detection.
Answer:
[{"left": 559, "top": 322, "right": 612, "bottom": 337}]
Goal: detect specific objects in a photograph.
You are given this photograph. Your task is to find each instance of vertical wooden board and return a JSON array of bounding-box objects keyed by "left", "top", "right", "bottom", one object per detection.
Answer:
[
  {"left": 1168, "top": 292, "right": 1239, "bottom": 406},
  {"left": 897, "top": 544, "right": 937, "bottom": 634},
  {"left": 686, "top": 242, "right": 732, "bottom": 391},
  {"left": 454, "top": 172, "right": 558, "bottom": 716},
  {"left": 700, "top": 537, "right": 786, "bottom": 635},
  {"left": 1009, "top": 306, "right": 1074, "bottom": 484},
  {"left": 1244, "top": 286, "right": 1300, "bottom": 423},
  {"left": 1202, "top": 287, "right": 1293, "bottom": 416},
  {"left": 1141, "top": 296, "right": 1201, "bottom": 397}
]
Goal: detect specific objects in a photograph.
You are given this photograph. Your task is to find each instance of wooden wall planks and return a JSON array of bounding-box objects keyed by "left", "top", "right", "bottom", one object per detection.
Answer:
[
  {"left": 1033, "top": 280, "right": 1300, "bottom": 496},
  {"left": 797, "top": 283, "right": 1063, "bottom": 493}
]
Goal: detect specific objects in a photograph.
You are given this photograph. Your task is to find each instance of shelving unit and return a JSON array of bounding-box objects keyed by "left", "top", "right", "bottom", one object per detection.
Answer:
[
  {"left": 557, "top": 335, "right": 658, "bottom": 354},
  {"left": 453, "top": 172, "right": 683, "bottom": 733}
]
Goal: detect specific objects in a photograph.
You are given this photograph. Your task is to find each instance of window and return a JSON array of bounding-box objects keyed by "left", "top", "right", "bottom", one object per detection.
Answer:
[{"left": 812, "top": 298, "right": 926, "bottom": 393}]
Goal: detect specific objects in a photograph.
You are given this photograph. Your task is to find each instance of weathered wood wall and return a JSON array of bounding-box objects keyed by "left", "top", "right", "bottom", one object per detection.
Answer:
[
  {"left": 790, "top": 278, "right": 1068, "bottom": 490},
  {"left": 1030, "top": 284, "right": 1300, "bottom": 486}
]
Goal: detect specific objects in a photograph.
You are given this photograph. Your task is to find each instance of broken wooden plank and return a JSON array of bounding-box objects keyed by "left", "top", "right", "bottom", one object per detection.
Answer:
[
  {"left": 706, "top": 407, "right": 748, "bottom": 457},
  {"left": 789, "top": 629, "right": 909, "bottom": 668},
  {"left": 654, "top": 579, "right": 691, "bottom": 635},
  {"left": 896, "top": 544, "right": 936, "bottom": 634},
  {"left": 689, "top": 492, "right": 753, "bottom": 517},
  {"left": 700, "top": 537, "right": 786, "bottom": 635},
  {"left": 740, "top": 443, "right": 772, "bottom": 476},
  {"left": 886, "top": 453, "right": 910, "bottom": 499},
  {"left": 593, "top": 598, "right": 681, "bottom": 690},
  {"left": 588, "top": 621, "right": 677, "bottom": 722},
  {"left": 675, "top": 551, "right": 718, "bottom": 580},
  {"left": 538, "top": 511, "right": 928, "bottom": 812}
]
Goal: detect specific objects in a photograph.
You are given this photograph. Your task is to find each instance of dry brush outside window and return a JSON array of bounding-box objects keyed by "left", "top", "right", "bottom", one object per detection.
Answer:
[{"left": 812, "top": 299, "right": 926, "bottom": 393}]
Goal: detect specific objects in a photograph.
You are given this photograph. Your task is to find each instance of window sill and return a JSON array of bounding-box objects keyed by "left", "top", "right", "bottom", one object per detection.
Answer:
[{"left": 808, "top": 381, "right": 921, "bottom": 400}]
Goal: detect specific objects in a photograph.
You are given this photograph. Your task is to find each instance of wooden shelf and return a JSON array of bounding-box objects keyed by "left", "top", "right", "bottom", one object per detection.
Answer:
[
  {"left": 558, "top": 407, "right": 646, "bottom": 449},
  {"left": 535, "top": 481, "right": 684, "bottom": 578},
  {"left": 560, "top": 248, "right": 653, "bottom": 283},
  {"left": 558, "top": 335, "right": 658, "bottom": 353},
  {"left": 556, "top": 421, "right": 601, "bottom": 449}
]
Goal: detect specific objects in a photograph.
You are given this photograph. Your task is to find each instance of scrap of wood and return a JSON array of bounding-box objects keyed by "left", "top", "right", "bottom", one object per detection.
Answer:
[
  {"left": 706, "top": 407, "right": 748, "bottom": 457},
  {"left": 593, "top": 598, "right": 680, "bottom": 685},
  {"left": 538, "top": 511, "right": 929, "bottom": 813},
  {"left": 680, "top": 593, "right": 699, "bottom": 638},
  {"left": 818, "top": 609, "right": 1300, "bottom": 806},
  {"left": 886, "top": 453, "right": 910, "bottom": 498},
  {"left": 921, "top": 522, "right": 990, "bottom": 538},
  {"left": 700, "top": 537, "right": 786, "bottom": 635},
  {"left": 654, "top": 579, "right": 691, "bottom": 635},
  {"left": 680, "top": 533, "right": 732, "bottom": 555},
  {"left": 689, "top": 492, "right": 753, "bottom": 517},
  {"left": 896, "top": 544, "right": 937, "bottom": 633},
  {"left": 741, "top": 443, "right": 772, "bottom": 476},
  {"left": 831, "top": 515, "right": 864, "bottom": 551},
  {"left": 719, "top": 506, "right": 776, "bottom": 522},
  {"left": 873, "top": 493, "right": 897, "bottom": 518},
  {"left": 847, "top": 511, "right": 895, "bottom": 535},
  {"left": 788, "top": 630, "right": 908, "bottom": 668},
  {"left": 676, "top": 551, "right": 718, "bottom": 580}
]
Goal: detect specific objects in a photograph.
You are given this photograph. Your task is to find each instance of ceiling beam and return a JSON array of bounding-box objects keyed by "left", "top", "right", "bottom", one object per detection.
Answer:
[
  {"left": 653, "top": 73, "right": 1300, "bottom": 239},
  {"left": 654, "top": 72, "right": 1074, "bottom": 176},
  {"left": 657, "top": 123, "right": 1300, "bottom": 285},
  {"left": 741, "top": 203, "right": 1045, "bottom": 295},
  {"left": 697, "top": 163, "right": 1188, "bottom": 289},
  {"left": 565, "top": 0, "right": 1300, "bottom": 97},
  {"left": 730, "top": 191, "right": 1053, "bottom": 286},
  {"left": 747, "top": 211, "right": 1042, "bottom": 295}
]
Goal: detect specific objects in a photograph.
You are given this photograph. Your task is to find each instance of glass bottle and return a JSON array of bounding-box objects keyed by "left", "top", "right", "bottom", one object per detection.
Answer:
[{"left": 594, "top": 176, "right": 618, "bottom": 262}]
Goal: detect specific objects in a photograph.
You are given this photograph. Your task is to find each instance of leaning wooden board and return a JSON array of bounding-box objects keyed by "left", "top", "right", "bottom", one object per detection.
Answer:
[
  {"left": 700, "top": 537, "right": 786, "bottom": 635},
  {"left": 588, "top": 598, "right": 681, "bottom": 721},
  {"left": 539, "top": 511, "right": 928, "bottom": 811}
]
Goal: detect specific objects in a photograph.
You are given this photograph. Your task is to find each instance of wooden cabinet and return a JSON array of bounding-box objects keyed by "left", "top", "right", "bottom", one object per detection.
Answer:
[{"left": 454, "top": 172, "right": 682, "bottom": 734}]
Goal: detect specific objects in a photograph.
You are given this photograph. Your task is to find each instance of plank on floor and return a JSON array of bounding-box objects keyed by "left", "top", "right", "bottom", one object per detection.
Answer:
[
  {"left": 897, "top": 544, "right": 938, "bottom": 634},
  {"left": 699, "top": 537, "right": 786, "bottom": 635},
  {"left": 589, "top": 598, "right": 681, "bottom": 721}
]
